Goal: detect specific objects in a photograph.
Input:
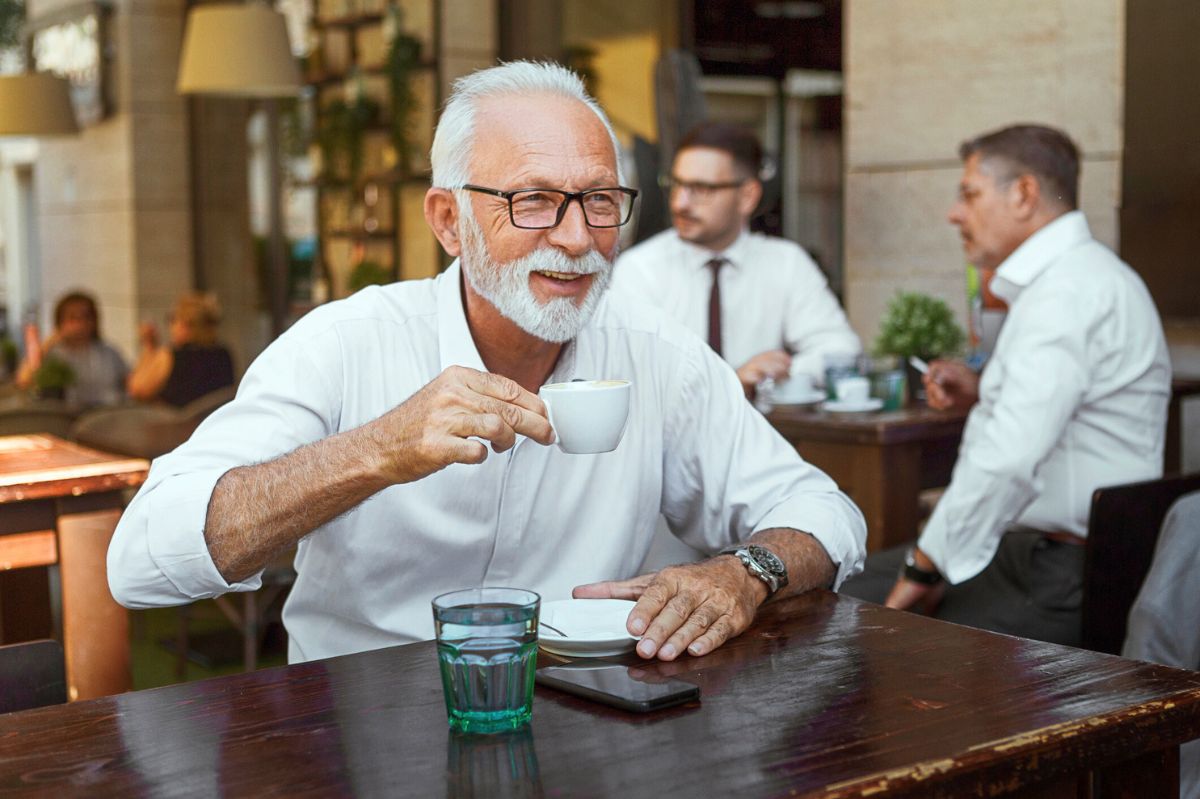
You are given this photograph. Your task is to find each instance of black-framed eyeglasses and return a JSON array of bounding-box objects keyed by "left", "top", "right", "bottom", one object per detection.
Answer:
[
  {"left": 462, "top": 184, "right": 639, "bottom": 230},
  {"left": 657, "top": 175, "right": 745, "bottom": 201}
]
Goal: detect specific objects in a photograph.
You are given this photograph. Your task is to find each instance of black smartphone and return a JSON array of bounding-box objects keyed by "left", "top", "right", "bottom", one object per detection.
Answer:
[{"left": 535, "top": 664, "right": 700, "bottom": 713}]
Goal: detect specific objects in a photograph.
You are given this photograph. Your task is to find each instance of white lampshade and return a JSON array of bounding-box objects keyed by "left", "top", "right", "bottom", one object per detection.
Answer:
[
  {"left": 177, "top": 4, "right": 302, "bottom": 97},
  {"left": 0, "top": 72, "right": 79, "bottom": 136}
]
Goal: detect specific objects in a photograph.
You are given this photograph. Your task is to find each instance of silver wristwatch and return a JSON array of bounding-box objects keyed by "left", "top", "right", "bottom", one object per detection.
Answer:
[{"left": 719, "top": 544, "right": 789, "bottom": 596}]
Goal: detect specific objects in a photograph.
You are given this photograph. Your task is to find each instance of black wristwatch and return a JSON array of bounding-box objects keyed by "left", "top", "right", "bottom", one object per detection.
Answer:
[
  {"left": 719, "top": 544, "right": 789, "bottom": 596},
  {"left": 901, "top": 546, "right": 943, "bottom": 586}
]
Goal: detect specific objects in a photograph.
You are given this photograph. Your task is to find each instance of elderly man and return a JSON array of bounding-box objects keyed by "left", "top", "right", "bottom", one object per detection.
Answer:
[
  {"left": 841, "top": 124, "right": 1170, "bottom": 645},
  {"left": 108, "top": 62, "right": 865, "bottom": 664},
  {"left": 614, "top": 122, "right": 859, "bottom": 396}
]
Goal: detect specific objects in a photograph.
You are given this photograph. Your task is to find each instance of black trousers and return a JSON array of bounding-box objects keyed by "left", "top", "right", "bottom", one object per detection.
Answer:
[{"left": 839, "top": 529, "right": 1085, "bottom": 647}]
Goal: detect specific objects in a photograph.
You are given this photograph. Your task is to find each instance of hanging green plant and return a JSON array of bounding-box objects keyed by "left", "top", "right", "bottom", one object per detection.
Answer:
[
  {"left": 385, "top": 29, "right": 422, "bottom": 178},
  {"left": 317, "top": 92, "right": 381, "bottom": 182}
]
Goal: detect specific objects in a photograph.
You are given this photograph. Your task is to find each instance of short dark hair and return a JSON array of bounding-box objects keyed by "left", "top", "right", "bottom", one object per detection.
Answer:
[
  {"left": 677, "top": 121, "right": 763, "bottom": 180},
  {"left": 54, "top": 291, "right": 100, "bottom": 340},
  {"left": 959, "top": 124, "right": 1080, "bottom": 210}
]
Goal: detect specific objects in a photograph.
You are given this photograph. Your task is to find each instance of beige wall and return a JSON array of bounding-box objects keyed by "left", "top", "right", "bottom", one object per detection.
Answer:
[
  {"left": 30, "top": 0, "right": 194, "bottom": 361},
  {"left": 843, "top": 0, "right": 1125, "bottom": 346}
]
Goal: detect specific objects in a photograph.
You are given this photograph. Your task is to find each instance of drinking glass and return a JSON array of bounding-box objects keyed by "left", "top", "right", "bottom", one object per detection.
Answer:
[{"left": 432, "top": 588, "right": 540, "bottom": 733}]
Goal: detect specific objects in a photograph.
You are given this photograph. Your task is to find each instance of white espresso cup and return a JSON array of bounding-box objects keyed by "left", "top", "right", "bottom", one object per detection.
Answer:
[
  {"left": 835, "top": 375, "right": 871, "bottom": 404},
  {"left": 539, "top": 379, "right": 632, "bottom": 454},
  {"left": 772, "top": 373, "right": 815, "bottom": 403}
]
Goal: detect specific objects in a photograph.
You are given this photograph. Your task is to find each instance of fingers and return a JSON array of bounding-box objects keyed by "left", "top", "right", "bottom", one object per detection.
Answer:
[
  {"left": 572, "top": 573, "right": 654, "bottom": 601},
  {"left": 634, "top": 581, "right": 694, "bottom": 659},
  {"left": 662, "top": 601, "right": 736, "bottom": 659},
  {"left": 452, "top": 368, "right": 555, "bottom": 445},
  {"left": 626, "top": 563, "right": 755, "bottom": 662}
]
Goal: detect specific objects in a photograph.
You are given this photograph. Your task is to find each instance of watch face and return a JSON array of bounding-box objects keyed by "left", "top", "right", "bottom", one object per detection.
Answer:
[{"left": 747, "top": 545, "right": 786, "bottom": 578}]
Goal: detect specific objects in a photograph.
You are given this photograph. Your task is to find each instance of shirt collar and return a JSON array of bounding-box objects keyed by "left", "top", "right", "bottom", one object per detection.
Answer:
[
  {"left": 436, "top": 258, "right": 580, "bottom": 381},
  {"left": 683, "top": 228, "right": 750, "bottom": 271},
  {"left": 991, "top": 210, "right": 1092, "bottom": 304},
  {"left": 436, "top": 259, "right": 487, "bottom": 373}
]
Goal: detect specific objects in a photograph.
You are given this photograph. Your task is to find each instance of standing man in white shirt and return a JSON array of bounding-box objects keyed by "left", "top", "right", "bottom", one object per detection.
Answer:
[
  {"left": 841, "top": 125, "right": 1170, "bottom": 645},
  {"left": 107, "top": 62, "right": 866, "bottom": 664},
  {"left": 613, "top": 122, "right": 860, "bottom": 397}
]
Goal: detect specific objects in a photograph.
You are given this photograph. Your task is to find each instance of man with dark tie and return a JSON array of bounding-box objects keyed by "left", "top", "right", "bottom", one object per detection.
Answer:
[{"left": 614, "top": 122, "right": 859, "bottom": 396}]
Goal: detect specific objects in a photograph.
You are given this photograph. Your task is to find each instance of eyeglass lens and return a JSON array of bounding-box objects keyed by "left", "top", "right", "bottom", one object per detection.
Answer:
[{"left": 509, "top": 189, "right": 633, "bottom": 229}]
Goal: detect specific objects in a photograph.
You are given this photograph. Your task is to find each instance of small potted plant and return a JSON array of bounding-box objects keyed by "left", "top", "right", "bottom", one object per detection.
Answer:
[
  {"left": 32, "top": 355, "right": 76, "bottom": 401},
  {"left": 873, "top": 291, "right": 966, "bottom": 403}
]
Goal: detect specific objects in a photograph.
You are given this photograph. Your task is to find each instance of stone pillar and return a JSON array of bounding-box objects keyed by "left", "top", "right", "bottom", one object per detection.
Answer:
[
  {"left": 842, "top": 0, "right": 1126, "bottom": 343},
  {"left": 30, "top": 0, "right": 194, "bottom": 360}
]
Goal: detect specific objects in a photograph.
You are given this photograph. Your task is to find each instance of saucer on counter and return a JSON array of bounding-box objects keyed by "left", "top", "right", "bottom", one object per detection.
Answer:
[{"left": 821, "top": 398, "right": 885, "bottom": 413}]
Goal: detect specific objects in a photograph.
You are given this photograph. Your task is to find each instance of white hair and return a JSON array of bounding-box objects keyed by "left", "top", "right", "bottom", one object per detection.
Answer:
[{"left": 430, "top": 60, "right": 625, "bottom": 189}]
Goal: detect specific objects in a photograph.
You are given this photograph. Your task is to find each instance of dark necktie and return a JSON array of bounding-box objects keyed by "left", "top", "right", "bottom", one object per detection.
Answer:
[{"left": 706, "top": 257, "right": 726, "bottom": 357}]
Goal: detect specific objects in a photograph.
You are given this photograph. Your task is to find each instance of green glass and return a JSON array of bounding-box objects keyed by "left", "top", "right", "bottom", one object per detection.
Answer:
[{"left": 432, "top": 588, "right": 540, "bottom": 733}]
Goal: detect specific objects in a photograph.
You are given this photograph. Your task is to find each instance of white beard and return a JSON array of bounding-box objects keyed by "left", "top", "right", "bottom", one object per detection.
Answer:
[{"left": 458, "top": 209, "right": 614, "bottom": 343}]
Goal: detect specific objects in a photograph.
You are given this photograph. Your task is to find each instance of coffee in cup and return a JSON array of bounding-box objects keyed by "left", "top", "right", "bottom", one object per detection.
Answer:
[{"left": 539, "top": 379, "right": 632, "bottom": 454}]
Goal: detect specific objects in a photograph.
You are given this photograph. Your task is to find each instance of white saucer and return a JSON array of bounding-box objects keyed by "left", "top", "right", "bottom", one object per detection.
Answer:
[
  {"left": 771, "top": 390, "right": 826, "bottom": 406},
  {"left": 538, "top": 598, "right": 639, "bottom": 658},
  {"left": 821, "top": 398, "right": 884, "bottom": 413}
]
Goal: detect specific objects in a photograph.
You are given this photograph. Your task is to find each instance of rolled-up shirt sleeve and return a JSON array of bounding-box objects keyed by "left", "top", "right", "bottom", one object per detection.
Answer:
[
  {"left": 107, "top": 325, "right": 342, "bottom": 609},
  {"left": 660, "top": 341, "right": 867, "bottom": 587}
]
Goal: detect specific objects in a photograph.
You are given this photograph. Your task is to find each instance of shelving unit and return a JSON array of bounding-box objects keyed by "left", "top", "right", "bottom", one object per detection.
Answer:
[{"left": 307, "top": 0, "right": 443, "bottom": 299}]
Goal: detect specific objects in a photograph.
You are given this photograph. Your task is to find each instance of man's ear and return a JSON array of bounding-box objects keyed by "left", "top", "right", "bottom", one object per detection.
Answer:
[
  {"left": 425, "top": 188, "right": 462, "bottom": 256},
  {"left": 738, "top": 179, "right": 764, "bottom": 220},
  {"left": 1010, "top": 174, "right": 1042, "bottom": 221}
]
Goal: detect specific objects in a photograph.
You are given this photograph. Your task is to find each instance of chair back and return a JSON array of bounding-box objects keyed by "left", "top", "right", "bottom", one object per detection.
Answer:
[
  {"left": 180, "top": 385, "right": 236, "bottom": 424},
  {"left": 69, "top": 404, "right": 191, "bottom": 460},
  {"left": 0, "top": 639, "right": 66, "bottom": 714},
  {"left": 1082, "top": 472, "right": 1200, "bottom": 654},
  {"left": 0, "top": 404, "right": 78, "bottom": 438}
]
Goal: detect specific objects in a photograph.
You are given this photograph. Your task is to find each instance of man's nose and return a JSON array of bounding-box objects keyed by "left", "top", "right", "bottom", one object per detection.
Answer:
[
  {"left": 669, "top": 187, "right": 690, "bottom": 214},
  {"left": 947, "top": 201, "right": 964, "bottom": 226},
  {"left": 545, "top": 196, "right": 596, "bottom": 257}
]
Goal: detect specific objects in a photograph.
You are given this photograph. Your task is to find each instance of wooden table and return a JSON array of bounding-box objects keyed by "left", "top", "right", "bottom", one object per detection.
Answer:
[
  {"left": 768, "top": 404, "right": 968, "bottom": 551},
  {"left": 2, "top": 591, "right": 1198, "bottom": 797},
  {"left": 0, "top": 434, "right": 148, "bottom": 701}
]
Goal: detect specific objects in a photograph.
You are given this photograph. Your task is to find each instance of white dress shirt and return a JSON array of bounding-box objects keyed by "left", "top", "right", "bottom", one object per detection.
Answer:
[
  {"left": 108, "top": 261, "right": 866, "bottom": 662},
  {"left": 613, "top": 229, "right": 861, "bottom": 382},
  {"left": 920, "top": 211, "right": 1170, "bottom": 584}
]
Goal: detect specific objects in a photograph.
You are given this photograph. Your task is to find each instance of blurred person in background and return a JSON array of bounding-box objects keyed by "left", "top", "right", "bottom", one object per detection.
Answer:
[
  {"left": 16, "top": 290, "right": 128, "bottom": 408},
  {"left": 614, "top": 121, "right": 859, "bottom": 397},
  {"left": 128, "top": 292, "right": 235, "bottom": 406}
]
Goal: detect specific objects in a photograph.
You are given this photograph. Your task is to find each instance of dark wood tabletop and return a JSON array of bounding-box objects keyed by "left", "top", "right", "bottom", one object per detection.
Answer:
[
  {"left": 2, "top": 591, "right": 1198, "bottom": 797},
  {"left": 768, "top": 402, "right": 969, "bottom": 446}
]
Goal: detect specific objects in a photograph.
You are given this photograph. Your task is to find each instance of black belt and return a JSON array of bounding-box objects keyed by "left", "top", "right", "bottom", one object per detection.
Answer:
[{"left": 1008, "top": 523, "right": 1084, "bottom": 546}]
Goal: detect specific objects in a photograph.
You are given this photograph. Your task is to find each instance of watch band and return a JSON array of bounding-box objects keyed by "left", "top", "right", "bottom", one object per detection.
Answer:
[
  {"left": 901, "top": 546, "right": 943, "bottom": 585},
  {"left": 719, "top": 544, "right": 788, "bottom": 596}
]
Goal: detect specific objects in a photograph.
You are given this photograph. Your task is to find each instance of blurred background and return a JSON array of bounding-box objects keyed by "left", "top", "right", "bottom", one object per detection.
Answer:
[{"left": 0, "top": 0, "right": 1196, "bottom": 466}]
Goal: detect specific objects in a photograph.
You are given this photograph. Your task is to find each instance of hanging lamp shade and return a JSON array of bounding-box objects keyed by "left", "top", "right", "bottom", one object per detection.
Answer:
[
  {"left": 0, "top": 72, "right": 79, "bottom": 136},
  {"left": 177, "top": 4, "right": 301, "bottom": 97}
]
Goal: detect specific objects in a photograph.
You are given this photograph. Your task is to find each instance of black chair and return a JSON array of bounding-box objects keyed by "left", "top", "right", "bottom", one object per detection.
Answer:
[
  {"left": 0, "top": 639, "right": 66, "bottom": 714},
  {"left": 1081, "top": 472, "right": 1200, "bottom": 655}
]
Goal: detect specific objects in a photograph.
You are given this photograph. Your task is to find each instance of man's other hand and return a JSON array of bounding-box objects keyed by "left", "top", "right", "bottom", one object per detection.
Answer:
[
  {"left": 923, "top": 359, "right": 980, "bottom": 411},
  {"left": 368, "top": 366, "right": 555, "bottom": 484},
  {"left": 736, "top": 349, "right": 792, "bottom": 396},
  {"left": 572, "top": 556, "right": 766, "bottom": 661}
]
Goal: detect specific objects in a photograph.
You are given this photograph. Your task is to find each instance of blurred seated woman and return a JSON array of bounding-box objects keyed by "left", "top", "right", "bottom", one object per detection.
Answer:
[
  {"left": 127, "top": 293, "right": 235, "bottom": 407},
  {"left": 15, "top": 291, "right": 128, "bottom": 408}
]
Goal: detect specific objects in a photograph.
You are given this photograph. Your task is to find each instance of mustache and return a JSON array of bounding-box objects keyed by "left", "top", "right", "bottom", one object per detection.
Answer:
[{"left": 520, "top": 247, "right": 612, "bottom": 276}]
